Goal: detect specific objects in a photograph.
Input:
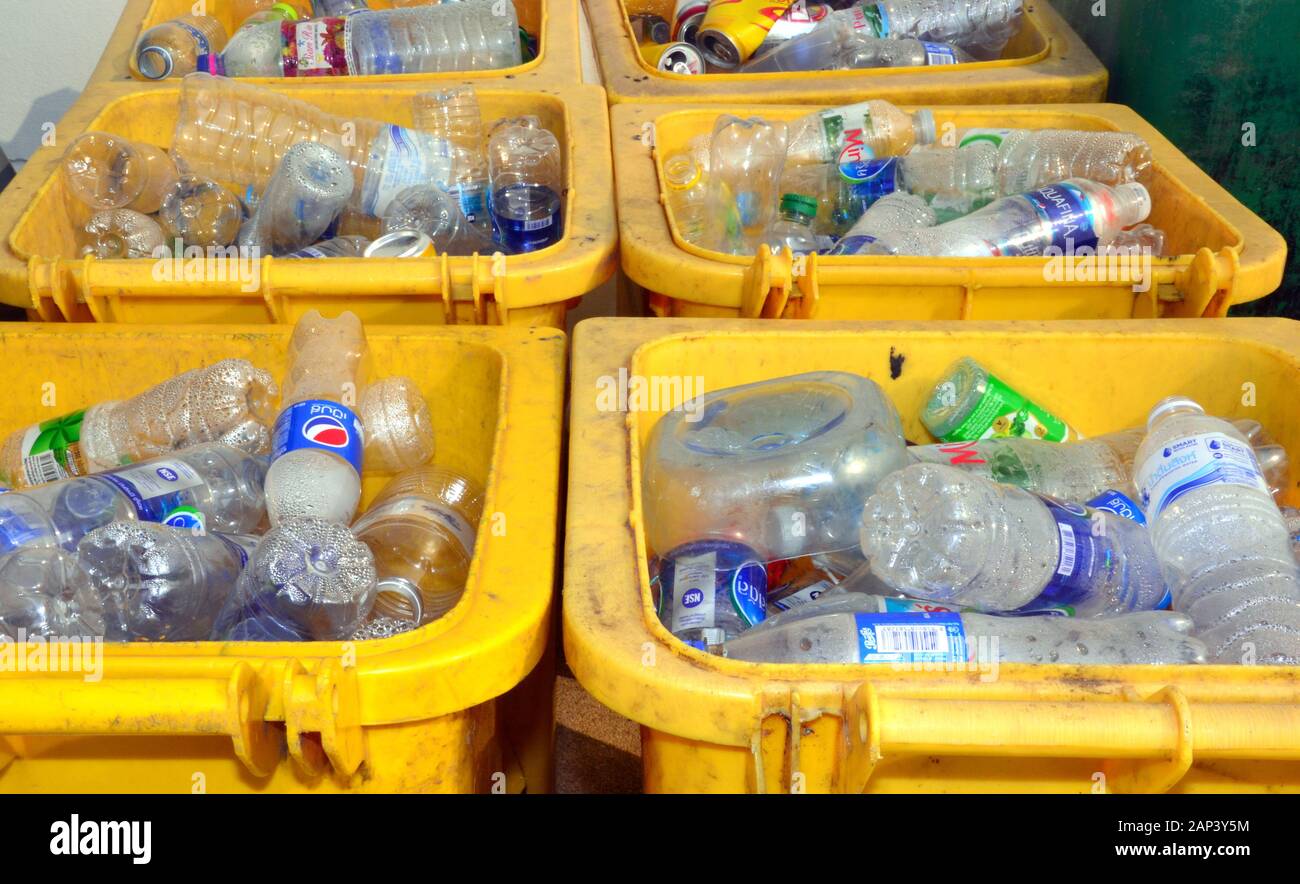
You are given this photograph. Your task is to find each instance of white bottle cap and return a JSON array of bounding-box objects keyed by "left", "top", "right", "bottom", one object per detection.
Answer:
[
  {"left": 1146, "top": 395, "right": 1204, "bottom": 431},
  {"left": 913, "top": 109, "right": 937, "bottom": 146},
  {"left": 1112, "top": 182, "right": 1152, "bottom": 227}
]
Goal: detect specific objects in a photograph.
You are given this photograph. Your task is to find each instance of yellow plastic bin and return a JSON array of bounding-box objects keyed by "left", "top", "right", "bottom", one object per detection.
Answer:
[
  {"left": 0, "top": 80, "right": 617, "bottom": 326},
  {"left": 90, "top": 0, "right": 581, "bottom": 88},
  {"left": 0, "top": 321, "right": 565, "bottom": 793},
  {"left": 564, "top": 316, "right": 1300, "bottom": 794},
  {"left": 587, "top": 0, "right": 1107, "bottom": 105},
  {"left": 614, "top": 102, "right": 1287, "bottom": 319}
]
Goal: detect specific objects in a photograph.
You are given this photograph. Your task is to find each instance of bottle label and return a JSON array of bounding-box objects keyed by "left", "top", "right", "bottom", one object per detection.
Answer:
[
  {"left": 1087, "top": 489, "right": 1147, "bottom": 525},
  {"left": 356, "top": 497, "right": 478, "bottom": 555},
  {"left": 282, "top": 17, "right": 350, "bottom": 77},
  {"left": 668, "top": 550, "right": 766, "bottom": 633},
  {"left": 271, "top": 399, "right": 364, "bottom": 477},
  {"left": 361, "top": 126, "right": 453, "bottom": 218},
  {"left": 819, "top": 102, "right": 878, "bottom": 172},
  {"left": 939, "top": 372, "right": 1078, "bottom": 443},
  {"left": 176, "top": 20, "right": 221, "bottom": 74},
  {"left": 877, "top": 596, "right": 1073, "bottom": 617},
  {"left": 16, "top": 409, "right": 90, "bottom": 486},
  {"left": 1028, "top": 496, "right": 1107, "bottom": 608},
  {"left": 217, "top": 533, "right": 262, "bottom": 568},
  {"left": 97, "top": 459, "right": 205, "bottom": 523},
  {"left": 853, "top": 612, "right": 967, "bottom": 663},
  {"left": 1137, "top": 432, "right": 1270, "bottom": 518},
  {"left": 289, "top": 245, "right": 329, "bottom": 258},
  {"left": 490, "top": 185, "right": 563, "bottom": 253},
  {"left": 162, "top": 505, "right": 205, "bottom": 532},
  {"left": 865, "top": 3, "right": 889, "bottom": 37},
  {"left": 957, "top": 128, "right": 1015, "bottom": 149},
  {"left": 1003, "top": 182, "right": 1099, "bottom": 257},
  {"left": 921, "top": 41, "right": 958, "bottom": 64},
  {"left": 769, "top": 579, "right": 833, "bottom": 612},
  {"left": 838, "top": 156, "right": 898, "bottom": 191},
  {"left": 830, "top": 234, "right": 876, "bottom": 255},
  {"left": 0, "top": 507, "right": 50, "bottom": 551}
]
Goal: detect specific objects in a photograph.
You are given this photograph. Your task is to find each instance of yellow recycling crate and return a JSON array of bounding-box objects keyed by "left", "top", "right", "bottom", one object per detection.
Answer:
[
  {"left": 0, "top": 321, "right": 565, "bottom": 793},
  {"left": 90, "top": 0, "right": 580, "bottom": 88},
  {"left": 0, "top": 80, "right": 616, "bottom": 326},
  {"left": 587, "top": 0, "right": 1107, "bottom": 105},
  {"left": 564, "top": 317, "right": 1300, "bottom": 794},
  {"left": 613, "top": 102, "right": 1287, "bottom": 319}
]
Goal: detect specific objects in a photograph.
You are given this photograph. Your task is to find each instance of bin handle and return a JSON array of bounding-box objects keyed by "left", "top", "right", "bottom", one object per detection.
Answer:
[{"left": 740, "top": 247, "right": 793, "bottom": 318}]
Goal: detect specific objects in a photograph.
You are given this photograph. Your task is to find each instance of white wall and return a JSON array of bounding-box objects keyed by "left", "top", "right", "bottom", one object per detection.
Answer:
[{"left": 0, "top": 0, "right": 129, "bottom": 167}]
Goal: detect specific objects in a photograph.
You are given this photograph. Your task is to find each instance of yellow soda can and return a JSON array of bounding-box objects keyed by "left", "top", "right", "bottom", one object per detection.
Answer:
[{"left": 697, "top": 0, "right": 793, "bottom": 69}]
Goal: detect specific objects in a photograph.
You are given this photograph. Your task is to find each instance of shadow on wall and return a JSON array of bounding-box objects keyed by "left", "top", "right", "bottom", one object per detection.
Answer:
[{"left": 1, "top": 87, "right": 82, "bottom": 169}]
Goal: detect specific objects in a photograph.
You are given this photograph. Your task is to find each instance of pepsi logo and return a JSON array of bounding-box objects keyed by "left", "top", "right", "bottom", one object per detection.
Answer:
[
  {"left": 681, "top": 588, "right": 704, "bottom": 608},
  {"left": 302, "top": 414, "right": 350, "bottom": 449}
]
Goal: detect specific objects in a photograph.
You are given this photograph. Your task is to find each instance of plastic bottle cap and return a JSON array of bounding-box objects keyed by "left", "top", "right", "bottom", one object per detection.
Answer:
[
  {"left": 1146, "top": 395, "right": 1204, "bottom": 430},
  {"left": 271, "top": 2, "right": 299, "bottom": 19},
  {"left": 136, "top": 45, "right": 174, "bottom": 79},
  {"left": 1113, "top": 182, "right": 1153, "bottom": 227},
  {"left": 913, "top": 109, "right": 937, "bottom": 146},
  {"left": 780, "top": 192, "right": 819, "bottom": 219}
]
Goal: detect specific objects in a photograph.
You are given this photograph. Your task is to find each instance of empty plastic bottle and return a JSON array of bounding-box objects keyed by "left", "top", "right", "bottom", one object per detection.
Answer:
[
  {"left": 722, "top": 594, "right": 1207, "bottom": 665},
  {"left": 662, "top": 150, "right": 710, "bottom": 245},
  {"left": 0, "top": 548, "right": 105, "bottom": 639},
  {"left": 923, "top": 356, "right": 1080, "bottom": 443},
  {"left": 238, "top": 142, "right": 354, "bottom": 256},
  {"left": 79, "top": 210, "right": 166, "bottom": 260},
  {"left": 866, "top": 178, "right": 1152, "bottom": 257},
  {"left": 265, "top": 311, "right": 368, "bottom": 526},
  {"left": 765, "top": 193, "right": 825, "bottom": 255},
  {"left": 828, "top": 191, "right": 936, "bottom": 255},
  {"left": 865, "top": 0, "right": 1025, "bottom": 60},
  {"left": 171, "top": 73, "right": 452, "bottom": 219},
  {"left": 897, "top": 142, "right": 999, "bottom": 220},
  {"left": 642, "top": 372, "right": 909, "bottom": 561},
  {"left": 133, "top": 14, "right": 228, "bottom": 79},
  {"left": 786, "top": 99, "right": 936, "bottom": 170},
  {"left": 654, "top": 539, "right": 768, "bottom": 646},
  {"left": 283, "top": 235, "right": 371, "bottom": 257},
  {"left": 157, "top": 175, "right": 243, "bottom": 249},
  {"left": 488, "top": 116, "right": 564, "bottom": 253},
  {"left": 412, "top": 88, "right": 490, "bottom": 232},
  {"left": 909, "top": 418, "right": 1288, "bottom": 505},
  {"left": 352, "top": 466, "right": 482, "bottom": 626},
  {"left": 957, "top": 128, "right": 1154, "bottom": 194},
  {"left": 358, "top": 377, "right": 436, "bottom": 473},
  {"left": 1108, "top": 223, "right": 1166, "bottom": 257},
  {"left": 380, "top": 186, "right": 497, "bottom": 255},
  {"left": 743, "top": 7, "right": 972, "bottom": 72},
  {"left": 61, "top": 133, "right": 179, "bottom": 215},
  {"left": 705, "top": 115, "right": 788, "bottom": 254},
  {"left": 78, "top": 522, "right": 256, "bottom": 642},
  {"left": 861, "top": 462, "right": 1169, "bottom": 616},
  {"left": 344, "top": 0, "right": 522, "bottom": 75},
  {"left": 213, "top": 518, "right": 377, "bottom": 641},
  {"left": 313, "top": 0, "right": 368, "bottom": 14},
  {"left": 1136, "top": 397, "right": 1300, "bottom": 665},
  {"left": 233, "top": 0, "right": 303, "bottom": 28},
  {"left": 0, "top": 359, "right": 277, "bottom": 489},
  {"left": 0, "top": 444, "right": 267, "bottom": 555}
]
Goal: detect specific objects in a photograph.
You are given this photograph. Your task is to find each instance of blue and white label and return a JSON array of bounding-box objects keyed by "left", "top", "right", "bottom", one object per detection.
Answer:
[
  {"left": 853, "top": 611, "right": 967, "bottom": 663},
  {"left": 669, "top": 551, "right": 717, "bottom": 633},
  {"left": 1033, "top": 496, "right": 1103, "bottom": 607},
  {"left": 828, "top": 234, "right": 877, "bottom": 256},
  {"left": 271, "top": 399, "right": 364, "bottom": 476},
  {"left": 217, "top": 533, "right": 261, "bottom": 569},
  {"left": 0, "top": 507, "right": 49, "bottom": 552},
  {"left": 1005, "top": 182, "right": 1099, "bottom": 256},
  {"left": 97, "top": 459, "right": 205, "bottom": 523},
  {"left": 838, "top": 156, "right": 898, "bottom": 188},
  {"left": 1087, "top": 489, "right": 1147, "bottom": 525},
  {"left": 730, "top": 561, "right": 767, "bottom": 627},
  {"left": 162, "top": 505, "right": 205, "bottom": 532},
  {"left": 921, "top": 41, "right": 958, "bottom": 65},
  {"left": 1137, "top": 432, "right": 1270, "bottom": 518}
]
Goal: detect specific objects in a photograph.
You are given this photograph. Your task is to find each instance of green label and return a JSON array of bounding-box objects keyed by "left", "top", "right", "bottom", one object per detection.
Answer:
[
  {"left": 861, "top": 4, "right": 886, "bottom": 37},
  {"left": 957, "top": 128, "right": 1014, "bottom": 149},
  {"left": 943, "top": 374, "right": 1075, "bottom": 443},
  {"left": 17, "top": 409, "right": 89, "bottom": 485}
]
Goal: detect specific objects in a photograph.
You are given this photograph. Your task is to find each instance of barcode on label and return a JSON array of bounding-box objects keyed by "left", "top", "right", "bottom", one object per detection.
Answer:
[
  {"left": 22, "top": 451, "right": 66, "bottom": 486},
  {"left": 523, "top": 216, "right": 554, "bottom": 232},
  {"left": 874, "top": 624, "right": 948, "bottom": 654},
  {"left": 1057, "top": 523, "right": 1077, "bottom": 576},
  {"left": 927, "top": 51, "right": 955, "bottom": 64}
]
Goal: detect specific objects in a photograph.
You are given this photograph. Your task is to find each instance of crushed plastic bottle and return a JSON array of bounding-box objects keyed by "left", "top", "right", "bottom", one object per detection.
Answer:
[
  {"left": 158, "top": 175, "right": 243, "bottom": 249},
  {"left": 865, "top": 0, "right": 1025, "bottom": 61},
  {"left": 358, "top": 376, "right": 435, "bottom": 473},
  {"left": 412, "top": 87, "right": 490, "bottom": 233},
  {"left": 346, "top": 0, "right": 522, "bottom": 74},
  {"left": 827, "top": 191, "right": 936, "bottom": 255},
  {"left": 79, "top": 210, "right": 166, "bottom": 259},
  {"left": 957, "top": 128, "right": 1154, "bottom": 194},
  {"left": 380, "top": 186, "right": 497, "bottom": 255},
  {"left": 238, "top": 142, "right": 354, "bottom": 256},
  {"left": 922, "top": 356, "right": 1081, "bottom": 443}
]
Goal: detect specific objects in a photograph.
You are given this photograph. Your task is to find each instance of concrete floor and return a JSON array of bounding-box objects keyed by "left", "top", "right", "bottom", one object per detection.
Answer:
[{"left": 553, "top": 660, "right": 643, "bottom": 794}]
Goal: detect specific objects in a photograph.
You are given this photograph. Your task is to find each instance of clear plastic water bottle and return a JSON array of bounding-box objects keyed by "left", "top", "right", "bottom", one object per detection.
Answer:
[
  {"left": 722, "top": 593, "right": 1207, "bottom": 665},
  {"left": 172, "top": 73, "right": 452, "bottom": 219},
  {"left": 662, "top": 150, "right": 710, "bottom": 245},
  {"left": 922, "top": 356, "right": 1081, "bottom": 443},
  {"left": 861, "top": 462, "right": 1169, "bottom": 616},
  {"left": 897, "top": 142, "right": 999, "bottom": 220},
  {"left": 412, "top": 87, "right": 490, "bottom": 234},
  {"left": 158, "top": 175, "right": 243, "bottom": 249},
  {"left": 133, "top": 14, "right": 228, "bottom": 79},
  {"left": 283, "top": 235, "right": 371, "bottom": 257},
  {"left": 358, "top": 377, "right": 436, "bottom": 474},
  {"left": 345, "top": 0, "right": 522, "bottom": 75},
  {"left": 487, "top": 116, "right": 564, "bottom": 253},
  {"left": 654, "top": 539, "right": 768, "bottom": 647},
  {"left": 234, "top": 1, "right": 301, "bottom": 29},
  {"left": 867, "top": 0, "right": 1025, "bottom": 60},
  {"left": 764, "top": 193, "right": 825, "bottom": 255},
  {"left": 78, "top": 522, "right": 256, "bottom": 642},
  {"left": 0, "top": 548, "right": 105, "bottom": 639},
  {"left": 265, "top": 311, "right": 368, "bottom": 526},
  {"left": 313, "top": 0, "right": 368, "bottom": 14},
  {"left": 957, "top": 128, "right": 1154, "bottom": 195},
  {"left": 352, "top": 466, "right": 482, "bottom": 626},
  {"left": 79, "top": 210, "right": 166, "bottom": 260},
  {"left": 1108, "top": 223, "right": 1165, "bottom": 256},
  {"left": 642, "top": 371, "right": 909, "bottom": 561},
  {"left": 828, "top": 191, "right": 936, "bottom": 255},
  {"left": 0, "top": 359, "right": 276, "bottom": 489},
  {"left": 61, "top": 133, "right": 179, "bottom": 215},
  {"left": 213, "top": 518, "right": 377, "bottom": 641},
  {"left": 1135, "top": 397, "right": 1300, "bottom": 664},
  {"left": 786, "top": 99, "right": 936, "bottom": 169},
  {"left": 743, "top": 7, "right": 972, "bottom": 72},
  {"left": 705, "top": 115, "right": 788, "bottom": 255},
  {"left": 866, "top": 178, "right": 1152, "bottom": 257},
  {"left": 380, "top": 186, "right": 498, "bottom": 255},
  {"left": 238, "top": 142, "right": 354, "bottom": 256},
  {"left": 0, "top": 444, "right": 267, "bottom": 555}
]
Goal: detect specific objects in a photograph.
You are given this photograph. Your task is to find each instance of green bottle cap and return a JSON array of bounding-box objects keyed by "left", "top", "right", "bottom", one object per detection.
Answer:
[{"left": 780, "top": 193, "right": 819, "bottom": 220}]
